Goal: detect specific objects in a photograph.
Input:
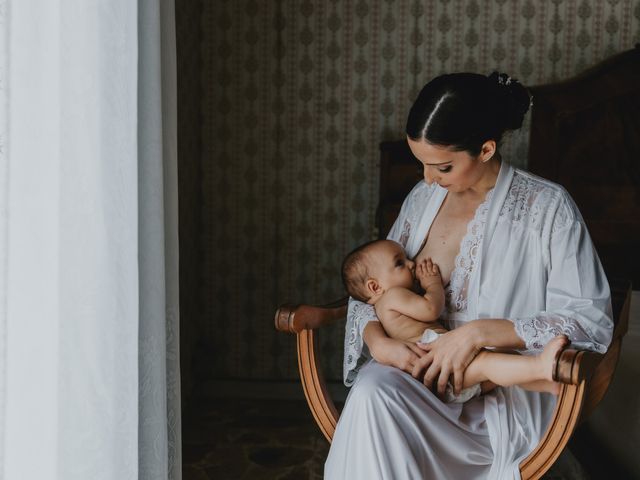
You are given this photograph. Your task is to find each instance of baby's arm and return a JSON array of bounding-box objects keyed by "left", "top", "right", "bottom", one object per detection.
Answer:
[
  {"left": 375, "top": 258, "right": 446, "bottom": 343},
  {"left": 379, "top": 287, "right": 442, "bottom": 322},
  {"left": 376, "top": 291, "right": 444, "bottom": 343},
  {"left": 414, "top": 258, "right": 445, "bottom": 318}
]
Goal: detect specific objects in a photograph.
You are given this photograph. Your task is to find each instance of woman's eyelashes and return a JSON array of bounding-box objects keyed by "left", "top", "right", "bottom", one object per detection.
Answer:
[{"left": 421, "top": 163, "right": 452, "bottom": 173}]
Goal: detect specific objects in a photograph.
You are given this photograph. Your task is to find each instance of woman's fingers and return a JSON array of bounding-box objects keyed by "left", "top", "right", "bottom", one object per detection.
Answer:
[
  {"left": 399, "top": 360, "right": 412, "bottom": 374},
  {"left": 406, "top": 342, "right": 428, "bottom": 356},
  {"left": 398, "top": 344, "right": 423, "bottom": 373},
  {"left": 415, "top": 341, "right": 432, "bottom": 352},
  {"left": 437, "top": 365, "right": 452, "bottom": 397},
  {"left": 452, "top": 363, "right": 466, "bottom": 394},
  {"left": 411, "top": 351, "right": 433, "bottom": 380},
  {"left": 422, "top": 362, "right": 441, "bottom": 390}
]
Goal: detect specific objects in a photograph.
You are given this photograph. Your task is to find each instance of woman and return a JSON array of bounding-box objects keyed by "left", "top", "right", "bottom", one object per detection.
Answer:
[{"left": 324, "top": 73, "right": 613, "bottom": 479}]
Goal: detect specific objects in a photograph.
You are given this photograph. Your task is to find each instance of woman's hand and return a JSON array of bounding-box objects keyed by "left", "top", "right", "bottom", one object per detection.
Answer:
[
  {"left": 412, "top": 323, "right": 482, "bottom": 397},
  {"left": 364, "top": 319, "right": 427, "bottom": 373},
  {"left": 371, "top": 337, "right": 428, "bottom": 373}
]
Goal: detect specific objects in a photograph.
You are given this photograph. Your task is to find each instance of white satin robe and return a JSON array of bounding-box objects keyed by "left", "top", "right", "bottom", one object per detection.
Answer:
[{"left": 325, "top": 162, "right": 613, "bottom": 479}]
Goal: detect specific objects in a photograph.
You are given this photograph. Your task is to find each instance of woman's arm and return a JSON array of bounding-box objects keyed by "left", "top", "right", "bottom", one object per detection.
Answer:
[
  {"left": 471, "top": 318, "right": 527, "bottom": 349},
  {"left": 510, "top": 220, "right": 612, "bottom": 353},
  {"left": 411, "top": 319, "right": 525, "bottom": 396},
  {"left": 364, "top": 321, "right": 427, "bottom": 372},
  {"left": 343, "top": 296, "right": 428, "bottom": 385},
  {"left": 416, "top": 202, "right": 613, "bottom": 397}
]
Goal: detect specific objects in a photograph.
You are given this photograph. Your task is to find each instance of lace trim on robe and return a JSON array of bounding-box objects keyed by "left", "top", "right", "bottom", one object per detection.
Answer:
[
  {"left": 512, "top": 312, "right": 606, "bottom": 353},
  {"left": 499, "top": 173, "right": 602, "bottom": 351},
  {"left": 343, "top": 301, "right": 376, "bottom": 385},
  {"left": 398, "top": 219, "right": 411, "bottom": 248},
  {"left": 444, "top": 188, "right": 495, "bottom": 318},
  {"left": 496, "top": 172, "right": 574, "bottom": 267}
]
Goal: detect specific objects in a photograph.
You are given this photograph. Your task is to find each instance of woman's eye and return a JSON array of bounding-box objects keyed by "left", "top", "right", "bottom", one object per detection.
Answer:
[{"left": 438, "top": 166, "right": 452, "bottom": 173}]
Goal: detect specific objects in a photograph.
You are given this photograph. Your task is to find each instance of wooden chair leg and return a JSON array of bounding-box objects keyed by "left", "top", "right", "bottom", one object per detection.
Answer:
[
  {"left": 297, "top": 329, "right": 339, "bottom": 442},
  {"left": 519, "top": 382, "right": 586, "bottom": 479}
]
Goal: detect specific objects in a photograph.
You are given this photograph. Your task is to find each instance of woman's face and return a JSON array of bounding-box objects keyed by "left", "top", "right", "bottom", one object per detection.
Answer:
[{"left": 406, "top": 137, "right": 491, "bottom": 193}]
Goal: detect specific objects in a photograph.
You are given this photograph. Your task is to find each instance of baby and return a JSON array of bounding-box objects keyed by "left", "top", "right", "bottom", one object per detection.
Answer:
[{"left": 342, "top": 239, "right": 568, "bottom": 402}]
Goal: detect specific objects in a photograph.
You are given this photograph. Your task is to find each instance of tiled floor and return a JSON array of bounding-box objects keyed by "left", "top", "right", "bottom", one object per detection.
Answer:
[
  {"left": 182, "top": 388, "right": 635, "bottom": 479},
  {"left": 182, "top": 394, "right": 331, "bottom": 479}
]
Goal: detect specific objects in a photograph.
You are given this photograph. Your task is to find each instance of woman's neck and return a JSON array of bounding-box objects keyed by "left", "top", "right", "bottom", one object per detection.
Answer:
[{"left": 457, "top": 155, "right": 502, "bottom": 200}]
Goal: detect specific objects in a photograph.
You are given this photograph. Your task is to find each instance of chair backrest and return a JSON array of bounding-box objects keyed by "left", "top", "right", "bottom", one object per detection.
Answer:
[
  {"left": 528, "top": 46, "right": 640, "bottom": 287},
  {"left": 377, "top": 140, "right": 421, "bottom": 238}
]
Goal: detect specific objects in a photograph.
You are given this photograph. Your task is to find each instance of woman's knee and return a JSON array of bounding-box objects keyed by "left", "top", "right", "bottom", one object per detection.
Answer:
[{"left": 351, "top": 362, "right": 415, "bottom": 400}]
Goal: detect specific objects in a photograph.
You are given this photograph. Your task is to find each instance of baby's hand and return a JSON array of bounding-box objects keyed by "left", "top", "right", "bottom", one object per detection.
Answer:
[{"left": 416, "top": 258, "right": 443, "bottom": 291}]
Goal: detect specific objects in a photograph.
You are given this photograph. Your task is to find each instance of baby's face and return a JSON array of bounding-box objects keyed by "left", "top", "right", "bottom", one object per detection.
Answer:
[{"left": 367, "top": 240, "right": 415, "bottom": 292}]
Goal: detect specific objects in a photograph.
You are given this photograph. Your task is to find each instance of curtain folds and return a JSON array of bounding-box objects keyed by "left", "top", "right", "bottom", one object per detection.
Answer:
[{"left": 0, "top": 1, "right": 180, "bottom": 479}]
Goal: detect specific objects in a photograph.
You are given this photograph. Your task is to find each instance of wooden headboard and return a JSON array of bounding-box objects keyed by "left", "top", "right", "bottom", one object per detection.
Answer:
[
  {"left": 528, "top": 46, "right": 640, "bottom": 287},
  {"left": 377, "top": 46, "right": 640, "bottom": 286}
]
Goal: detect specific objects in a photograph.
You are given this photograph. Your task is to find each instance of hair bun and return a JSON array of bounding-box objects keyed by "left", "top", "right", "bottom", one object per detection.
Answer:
[{"left": 488, "top": 71, "right": 531, "bottom": 131}]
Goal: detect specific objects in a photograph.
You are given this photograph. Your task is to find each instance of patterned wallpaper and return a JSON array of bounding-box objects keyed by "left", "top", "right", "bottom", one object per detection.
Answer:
[{"left": 187, "top": 0, "right": 640, "bottom": 382}]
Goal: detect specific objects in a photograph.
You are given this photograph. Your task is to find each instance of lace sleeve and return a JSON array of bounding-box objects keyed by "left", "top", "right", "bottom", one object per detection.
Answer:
[
  {"left": 511, "top": 217, "right": 613, "bottom": 354},
  {"left": 512, "top": 312, "right": 604, "bottom": 352},
  {"left": 343, "top": 299, "right": 377, "bottom": 386}
]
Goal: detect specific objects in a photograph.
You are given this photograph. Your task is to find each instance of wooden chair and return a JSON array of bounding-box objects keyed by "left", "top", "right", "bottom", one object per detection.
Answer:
[
  {"left": 275, "top": 47, "right": 639, "bottom": 478},
  {"left": 276, "top": 282, "right": 631, "bottom": 478}
]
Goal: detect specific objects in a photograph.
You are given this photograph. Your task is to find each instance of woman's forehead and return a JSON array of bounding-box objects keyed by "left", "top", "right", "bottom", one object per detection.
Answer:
[{"left": 406, "top": 138, "right": 466, "bottom": 164}]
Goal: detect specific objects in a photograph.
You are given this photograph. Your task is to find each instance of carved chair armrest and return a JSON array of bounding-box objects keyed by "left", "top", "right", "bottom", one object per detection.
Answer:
[
  {"left": 274, "top": 297, "right": 348, "bottom": 334},
  {"left": 274, "top": 298, "right": 348, "bottom": 442},
  {"left": 554, "top": 348, "right": 602, "bottom": 385}
]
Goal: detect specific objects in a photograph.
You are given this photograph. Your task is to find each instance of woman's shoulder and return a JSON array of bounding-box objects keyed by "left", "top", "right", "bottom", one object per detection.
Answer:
[
  {"left": 511, "top": 167, "right": 565, "bottom": 194},
  {"left": 505, "top": 167, "right": 580, "bottom": 230},
  {"left": 405, "top": 180, "right": 440, "bottom": 205}
]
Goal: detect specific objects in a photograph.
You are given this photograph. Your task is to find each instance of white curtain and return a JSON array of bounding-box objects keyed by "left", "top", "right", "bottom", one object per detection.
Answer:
[{"left": 0, "top": 1, "right": 181, "bottom": 479}]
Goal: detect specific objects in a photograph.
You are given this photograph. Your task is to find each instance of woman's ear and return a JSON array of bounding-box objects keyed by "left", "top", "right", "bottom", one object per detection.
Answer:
[{"left": 480, "top": 140, "right": 496, "bottom": 163}]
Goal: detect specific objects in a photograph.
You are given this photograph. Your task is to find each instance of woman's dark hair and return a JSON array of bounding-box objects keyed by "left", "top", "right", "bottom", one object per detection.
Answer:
[{"left": 406, "top": 72, "right": 531, "bottom": 155}]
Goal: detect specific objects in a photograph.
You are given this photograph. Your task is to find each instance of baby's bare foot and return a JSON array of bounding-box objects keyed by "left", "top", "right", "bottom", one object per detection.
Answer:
[
  {"left": 539, "top": 335, "right": 569, "bottom": 383},
  {"left": 417, "top": 258, "right": 443, "bottom": 290}
]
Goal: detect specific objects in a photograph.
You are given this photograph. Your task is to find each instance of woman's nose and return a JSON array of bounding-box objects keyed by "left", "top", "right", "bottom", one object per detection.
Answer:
[{"left": 423, "top": 166, "right": 436, "bottom": 185}]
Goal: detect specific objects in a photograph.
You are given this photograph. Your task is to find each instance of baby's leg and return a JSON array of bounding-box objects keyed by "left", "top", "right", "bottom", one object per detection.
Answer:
[
  {"left": 461, "top": 336, "right": 568, "bottom": 395},
  {"left": 478, "top": 379, "right": 559, "bottom": 395}
]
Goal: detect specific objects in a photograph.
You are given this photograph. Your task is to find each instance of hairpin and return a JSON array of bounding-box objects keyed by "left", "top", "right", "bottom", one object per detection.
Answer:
[{"left": 497, "top": 73, "right": 513, "bottom": 86}]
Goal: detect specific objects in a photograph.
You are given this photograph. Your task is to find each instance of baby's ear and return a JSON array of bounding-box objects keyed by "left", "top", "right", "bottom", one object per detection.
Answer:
[{"left": 365, "top": 279, "right": 381, "bottom": 296}]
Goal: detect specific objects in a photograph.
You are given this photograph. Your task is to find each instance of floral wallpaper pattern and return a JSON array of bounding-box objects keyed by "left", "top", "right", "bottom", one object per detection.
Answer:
[{"left": 180, "top": 0, "right": 639, "bottom": 382}]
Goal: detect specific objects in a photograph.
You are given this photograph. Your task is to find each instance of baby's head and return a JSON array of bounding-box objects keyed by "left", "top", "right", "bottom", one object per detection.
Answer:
[{"left": 341, "top": 239, "right": 415, "bottom": 303}]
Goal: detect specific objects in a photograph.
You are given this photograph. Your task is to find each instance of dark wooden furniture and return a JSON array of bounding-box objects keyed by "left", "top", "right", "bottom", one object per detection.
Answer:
[
  {"left": 528, "top": 46, "right": 640, "bottom": 287},
  {"left": 275, "top": 47, "right": 638, "bottom": 479}
]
